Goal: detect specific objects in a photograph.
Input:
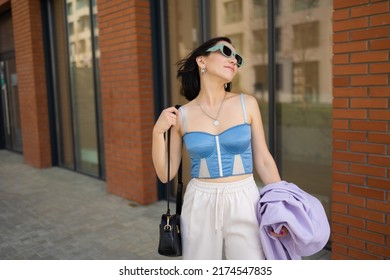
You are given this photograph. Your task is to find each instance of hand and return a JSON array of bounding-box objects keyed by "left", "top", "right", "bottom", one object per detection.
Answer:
[
  {"left": 269, "top": 226, "right": 289, "bottom": 238},
  {"left": 153, "top": 106, "right": 179, "bottom": 135}
]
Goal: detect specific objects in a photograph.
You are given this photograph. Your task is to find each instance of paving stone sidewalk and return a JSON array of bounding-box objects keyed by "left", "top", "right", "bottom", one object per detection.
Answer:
[
  {"left": 0, "top": 150, "right": 330, "bottom": 260},
  {"left": 0, "top": 150, "right": 175, "bottom": 260}
]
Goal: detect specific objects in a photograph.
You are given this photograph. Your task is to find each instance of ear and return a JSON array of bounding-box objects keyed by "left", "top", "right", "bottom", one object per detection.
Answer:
[{"left": 196, "top": 56, "right": 206, "bottom": 68}]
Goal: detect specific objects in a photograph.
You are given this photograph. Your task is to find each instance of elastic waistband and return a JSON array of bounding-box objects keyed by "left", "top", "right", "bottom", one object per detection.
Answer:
[{"left": 188, "top": 175, "right": 256, "bottom": 194}]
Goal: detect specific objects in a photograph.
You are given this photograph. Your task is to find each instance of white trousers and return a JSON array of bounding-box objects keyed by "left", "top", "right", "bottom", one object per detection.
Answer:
[{"left": 181, "top": 175, "right": 265, "bottom": 260}]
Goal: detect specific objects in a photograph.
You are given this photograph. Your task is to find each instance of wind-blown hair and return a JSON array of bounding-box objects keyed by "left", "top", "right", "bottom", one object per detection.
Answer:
[{"left": 176, "top": 37, "right": 233, "bottom": 101}]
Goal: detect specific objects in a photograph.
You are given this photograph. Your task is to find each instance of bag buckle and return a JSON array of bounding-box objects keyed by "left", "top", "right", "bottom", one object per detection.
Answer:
[{"left": 164, "top": 215, "right": 172, "bottom": 231}]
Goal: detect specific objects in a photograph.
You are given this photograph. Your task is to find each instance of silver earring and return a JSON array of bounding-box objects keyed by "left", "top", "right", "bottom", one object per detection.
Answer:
[
  {"left": 201, "top": 67, "right": 206, "bottom": 74},
  {"left": 224, "top": 83, "right": 228, "bottom": 89}
]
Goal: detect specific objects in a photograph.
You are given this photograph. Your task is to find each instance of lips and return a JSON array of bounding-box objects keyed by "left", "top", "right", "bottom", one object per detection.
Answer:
[{"left": 225, "top": 66, "right": 235, "bottom": 72}]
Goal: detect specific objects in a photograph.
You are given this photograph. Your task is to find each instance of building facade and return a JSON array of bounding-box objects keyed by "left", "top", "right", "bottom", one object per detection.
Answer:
[{"left": 0, "top": 0, "right": 388, "bottom": 259}]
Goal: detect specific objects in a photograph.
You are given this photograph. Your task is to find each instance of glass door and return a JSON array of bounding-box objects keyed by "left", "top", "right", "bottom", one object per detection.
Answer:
[{"left": 0, "top": 57, "right": 22, "bottom": 152}]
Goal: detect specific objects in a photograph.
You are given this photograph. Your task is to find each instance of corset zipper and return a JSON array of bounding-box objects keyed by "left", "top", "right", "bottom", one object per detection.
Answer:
[{"left": 215, "top": 136, "right": 223, "bottom": 177}]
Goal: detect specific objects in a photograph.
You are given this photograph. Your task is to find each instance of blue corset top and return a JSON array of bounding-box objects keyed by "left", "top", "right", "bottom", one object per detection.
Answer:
[
  {"left": 183, "top": 124, "right": 253, "bottom": 178},
  {"left": 180, "top": 93, "right": 253, "bottom": 179}
]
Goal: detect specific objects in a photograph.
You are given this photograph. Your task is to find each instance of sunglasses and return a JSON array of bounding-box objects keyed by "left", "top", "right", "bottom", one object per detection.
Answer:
[{"left": 206, "top": 44, "right": 244, "bottom": 67}]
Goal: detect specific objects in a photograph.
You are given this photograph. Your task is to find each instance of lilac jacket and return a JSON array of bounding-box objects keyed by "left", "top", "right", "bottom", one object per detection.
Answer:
[{"left": 257, "top": 181, "right": 330, "bottom": 260}]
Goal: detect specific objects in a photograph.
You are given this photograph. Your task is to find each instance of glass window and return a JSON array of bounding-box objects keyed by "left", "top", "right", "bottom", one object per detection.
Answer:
[
  {"left": 253, "top": 0, "right": 267, "bottom": 18},
  {"left": 67, "top": 0, "right": 99, "bottom": 175},
  {"left": 293, "top": 21, "right": 319, "bottom": 49},
  {"left": 0, "top": 57, "right": 22, "bottom": 152},
  {"left": 253, "top": 29, "right": 267, "bottom": 54},
  {"left": 224, "top": 0, "right": 243, "bottom": 23},
  {"left": 52, "top": 0, "right": 74, "bottom": 169},
  {"left": 293, "top": 61, "right": 319, "bottom": 102},
  {"left": 76, "top": 0, "right": 89, "bottom": 10},
  {"left": 293, "top": 0, "right": 319, "bottom": 12},
  {"left": 253, "top": 28, "right": 280, "bottom": 54},
  {"left": 277, "top": 0, "right": 332, "bottom": 216},
  {"left": 68, "top": 22, "right": 74, "bottom": 36},
  {"left": 50, "top": 0, "right": 102, "bottom": 177},
  {"left": 67, "top": 2, "right": 73, "bottom": 15}
]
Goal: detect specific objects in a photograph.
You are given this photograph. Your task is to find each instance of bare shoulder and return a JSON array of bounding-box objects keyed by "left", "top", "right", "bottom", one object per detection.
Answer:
[
  {"left": 235, "top": 92, "right": 259, "bottom": 109},
  {"left": 173, "top": 101, "right": 193, "bottom": 135},
  {"left": 180, "top": 99, "right": 198, "bottom": 114}
]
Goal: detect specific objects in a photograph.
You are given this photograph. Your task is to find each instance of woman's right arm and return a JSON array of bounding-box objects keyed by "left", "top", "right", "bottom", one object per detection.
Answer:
[{"left": 152, "top": 106, "right": 182, "bottom": 183}]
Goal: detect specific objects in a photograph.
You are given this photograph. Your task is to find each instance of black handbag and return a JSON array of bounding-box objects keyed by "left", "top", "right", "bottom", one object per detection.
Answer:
[{"left": 158, "top": 112, "right": 183, "bottom": 257}]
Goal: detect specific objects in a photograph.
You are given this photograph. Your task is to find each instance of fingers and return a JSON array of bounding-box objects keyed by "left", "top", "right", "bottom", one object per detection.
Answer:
[
  {"left": 163, "top": 106, "right": 179, "bottom": 127},
  {"left": 269, "top": 226, "right": 289, "bottom": 238},
  {"left": 154, "top": 106, "right": 180, "bottom": 134}
]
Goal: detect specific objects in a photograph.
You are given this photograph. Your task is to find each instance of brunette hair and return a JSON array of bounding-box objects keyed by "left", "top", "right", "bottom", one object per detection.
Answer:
[{"left": 176, "top": 37, "right": 233, "bottom": 101}]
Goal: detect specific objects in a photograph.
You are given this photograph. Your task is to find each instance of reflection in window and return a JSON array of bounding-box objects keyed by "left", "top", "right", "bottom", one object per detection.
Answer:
[
  {"left": 293, "top": 21, "right": 319, "bottom": 49},
  {"left": 78, "top": 39, "right": 86, "bottom": 53},
  {"left": 76, "top": 0, "right": 89, "bottom": 10},
  {"left": 253, "top": 0, "right": 267, "bottom": 18},
  {"left": 229, "top": 33, "right": 243, "bottom": 55},
  {"left": 293, "top": 0, "right": 319, "bottom": 11},
  {"left": 253, "top": 0, "right": 280, "bottom": 17},
  {"left": 293, "top": 61, "right": 319, "bottom": 102},
  {"left": 68, "top": 22, "right": 74, "bottom": 36},
  {"left": 224, "top": 0, "right": 243, "bottom": 23},
  {"left": 253, "top": 28, "right": 280, "bottom": 54},
  {"left": 254, "top": 64, "right": 282, "bottom": 96},
  {"left": 78, "top": 15, "right": 90, "bottom": 32},
  {"left": 67, "top": 2, "right": 73, "bottom": 16},
  {"left": 253, "top": 29, "right": 267, "bottom": 54}
]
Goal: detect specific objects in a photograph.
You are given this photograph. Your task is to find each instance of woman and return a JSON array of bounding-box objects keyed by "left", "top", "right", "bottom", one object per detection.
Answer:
[{"left": 152, "top": 37, "right": 284, "bottom": 260}]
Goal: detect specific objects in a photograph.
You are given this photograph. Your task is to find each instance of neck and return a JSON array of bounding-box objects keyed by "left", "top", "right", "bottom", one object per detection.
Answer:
[{"left": 198, "top": 84, "right": 226, "bottom": 106}]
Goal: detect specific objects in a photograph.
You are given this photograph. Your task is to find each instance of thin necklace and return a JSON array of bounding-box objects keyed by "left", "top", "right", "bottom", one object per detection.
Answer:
[{"left": 198, "top": 93, "right": 227, "bottom": 126}]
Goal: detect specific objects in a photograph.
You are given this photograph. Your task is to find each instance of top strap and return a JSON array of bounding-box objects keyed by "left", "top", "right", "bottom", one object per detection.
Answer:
[
  {"left": 240, "top": 93, "right": 248, "bottom": 124},
  {"left": 179, "top": 107, "right": 187, "bottom": 133}
]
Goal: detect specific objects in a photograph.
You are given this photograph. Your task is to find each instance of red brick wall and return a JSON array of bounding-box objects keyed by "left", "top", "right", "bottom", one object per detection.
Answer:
[
  {"left": 97, "top": 0, "right": 156, "bottom": 204},
  {"left": 332, "top": 0, "right": 390, "bottom": 259},
  {"left": 11, "top": 0, "right": 52, "bottom": 168}
]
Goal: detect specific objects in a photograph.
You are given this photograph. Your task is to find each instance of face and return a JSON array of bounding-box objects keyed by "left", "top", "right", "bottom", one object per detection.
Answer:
[
  {"left": 198, "top": 41, "right": 242, "bottom": 83},
  {"left": 206, "top": 42, "right": 243, "bottom": 67}
]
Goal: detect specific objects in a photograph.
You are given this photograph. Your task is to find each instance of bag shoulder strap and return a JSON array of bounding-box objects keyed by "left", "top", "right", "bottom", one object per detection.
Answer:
[{"left": 166, "top": 105, "right": 183, "bottom": 215}]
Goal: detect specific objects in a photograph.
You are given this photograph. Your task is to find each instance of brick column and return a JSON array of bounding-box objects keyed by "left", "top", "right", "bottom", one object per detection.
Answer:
[
  {"left": 97, "top": 0, "right": 156, "bottom": 204},
  {"left": 332, "top": 0, "right": 390, "bottom": 259},
  {"left": 12, "top": 0, "right": 51, "bottom": 168}
]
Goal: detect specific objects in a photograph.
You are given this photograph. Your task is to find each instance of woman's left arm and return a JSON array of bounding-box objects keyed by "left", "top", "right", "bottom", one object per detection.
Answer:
[{"left": 246, "top": 94, "right": 281, "bottom": 185}]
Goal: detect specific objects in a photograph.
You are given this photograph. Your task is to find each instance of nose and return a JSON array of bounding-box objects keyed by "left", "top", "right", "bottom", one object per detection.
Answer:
[{"left": 228, "top": 55, "right": 237, "bottom": 65}]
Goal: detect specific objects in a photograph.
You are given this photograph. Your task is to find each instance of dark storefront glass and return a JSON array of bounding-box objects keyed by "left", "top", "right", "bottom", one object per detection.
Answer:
[{"left": 0, "top": 11, "right": 22, "bottom": 152}]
